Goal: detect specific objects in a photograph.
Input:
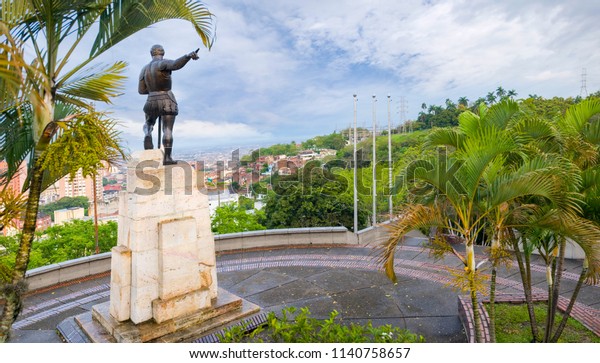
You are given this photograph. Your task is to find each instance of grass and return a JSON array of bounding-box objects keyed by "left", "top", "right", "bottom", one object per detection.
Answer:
[{"left": 488, "top": 302, "right": 600, "bottom": 343}]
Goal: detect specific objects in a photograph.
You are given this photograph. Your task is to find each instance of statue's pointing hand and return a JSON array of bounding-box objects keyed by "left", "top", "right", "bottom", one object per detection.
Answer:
[{"left": 189, "top": 48, "right": 200, "bottom": 60}]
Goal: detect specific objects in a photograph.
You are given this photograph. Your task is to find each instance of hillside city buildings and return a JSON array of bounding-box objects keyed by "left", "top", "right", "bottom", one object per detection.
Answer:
[{"left": 1, "top": 146, "right": 338, "bottom": 235}]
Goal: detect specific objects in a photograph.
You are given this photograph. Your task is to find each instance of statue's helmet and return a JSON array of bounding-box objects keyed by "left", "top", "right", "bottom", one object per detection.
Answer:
[{"left": 150, "top": 44, "right": 165, "bottom": 56}]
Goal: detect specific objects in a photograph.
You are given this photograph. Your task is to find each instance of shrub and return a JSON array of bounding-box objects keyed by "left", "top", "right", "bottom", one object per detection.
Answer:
[{"left": 218, "top": 306, "right": 424, "bottom": 343}]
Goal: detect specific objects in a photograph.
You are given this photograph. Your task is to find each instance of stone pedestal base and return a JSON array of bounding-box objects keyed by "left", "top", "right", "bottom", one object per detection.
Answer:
[
  {"left": 76, "top": 289, "right": 259, "bottom": 343},
  {"left": 111, "top": 150, "right": 218, "bottom": 325}
]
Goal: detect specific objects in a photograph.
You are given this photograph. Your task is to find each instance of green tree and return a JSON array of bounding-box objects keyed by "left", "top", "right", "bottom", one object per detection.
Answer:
[
  {"left": 302, "top": 132, "right": 347, "bottom": 150},
  {"left": 238, "top": 195, "right": 255, "bottom": 210},
  {"left": 515, "top": 99, "right": 600, "bottom": 342},
  {"left": 495, "top": 86, "right": 506, "bottom": 99},
  {"left": 264, "top": 161, "right": 367, "bottom": 230},
  {"left": 39, "top": 196, "right": 90, "bottom": 220},
  {"left": 0, "top": 219, "right": 117, "bottom": 276},
  {"left": 520, "top": 96, "right": 577, "bottom": 121},
  {"left": 36, "top": 219, "right": 117, "bottom": 266},
  {"left": 211, "top": 203, "right": 266, "bottom": 235},
  {"left": 0, "top": 0, "right": 215, "bottom": 342},
  {"left": 248, "top": 143, "right": 299, "bottom": 161},
  {"left": 0, "top": 235, "right": 19, "bottom": 283}
]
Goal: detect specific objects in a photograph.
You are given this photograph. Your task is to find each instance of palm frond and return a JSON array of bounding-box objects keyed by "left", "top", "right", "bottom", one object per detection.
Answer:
[
  {"left": 582, "top": 119, "right": 600, "bottom": 145},
  {"left": 377, "top": 204, "right": 445, "bottom": 282},
  {"left": 90, "top": 0, "right": 215, "bottom": 58},
  {"left": 457, "top": 110, "right": 480, "bottom": 136},
  {"left": 455, "top": 127, "right": 518, "bottom": 197},
  {"left": 0, "top": 20, "right": 28, "bottom": 111},
  {"left": 484, "top": 99, "right": 520, "bottom": 130},
  {"left": 513, "top": 116, "right": 560, "bottom": 146},
  {"left": 527, "top": 209, "right": 600, "bottom": 284},
  {"left": 0, "top": 0, "right": 36, "bottom": 28},
  {"left": 7, "top": 0, "right": 98, "bottom": 42},
  {"left": 580, "top": 167, "right": 600, "bottom": 198},
  {"left": 57, "top": 61, "right": 127, "bottom": 103},
  {"left": 0, "top": 103, "right": 34, "bottom": 187},
  {"left": 425, "top": 128, "right": 465, "bottom": 150},
  {"left": 558, "top": 98, "right": 600, "bottom": 135},
  {"left": 489, "top": 156, "right": 582, "bottom": 214},
  {"left": 54, "top": 93, "right": 94, "bottom": 110},
  {"left": 403, "top": 152, "right": 466, "bottom": 205}
]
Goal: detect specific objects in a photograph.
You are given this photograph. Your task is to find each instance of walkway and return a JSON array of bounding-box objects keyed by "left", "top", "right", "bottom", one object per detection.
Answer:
[{"left": 7, "top": 235, "right": 600, "bottom": 343}]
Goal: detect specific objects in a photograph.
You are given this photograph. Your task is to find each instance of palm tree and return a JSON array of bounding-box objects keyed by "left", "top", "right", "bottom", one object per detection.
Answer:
[
  {"left": 543, "top": 98, "right": 600, "bottom": 341},
  {"left": 495, "top": 86, "right": 506, "bottom": 100},
  {"left": 445, "top": 98, "right": 456, "bottom": 110},
  {"left": 511, "top": 206, "right": 600, "bottom": 342},
  {"left": 471, "top": 97, "right": 487, "bottom": 112},
  {"left": 0, "top": 0, "right": 215, "bottom": 342},
  {"left": 379, "top": 100, "right": 584, "bottom": 342},
  {"left": 458, "top": 96, "right": 469, "bottom": 109},
  {"left": 436, "top": 99, "right": 600, "bottom": 342}
]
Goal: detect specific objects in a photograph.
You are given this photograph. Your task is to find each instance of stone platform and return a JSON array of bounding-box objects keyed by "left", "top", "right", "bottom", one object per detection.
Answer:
[{"left": 74, "top": 288, "right": 259, "bottom": 343}]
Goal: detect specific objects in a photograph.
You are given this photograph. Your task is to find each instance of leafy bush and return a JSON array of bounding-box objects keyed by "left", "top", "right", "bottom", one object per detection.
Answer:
[
  {"left": 238, "top": 196, "right": 255, "bottom": 210},
  {"left": 218, "top": 307, "right": 424, "bottom": 343}
]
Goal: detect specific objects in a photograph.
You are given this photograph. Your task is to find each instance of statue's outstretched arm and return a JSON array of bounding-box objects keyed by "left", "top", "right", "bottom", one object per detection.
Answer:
[{"left": 161, "top": 50, "right": 199, "bottom": 71}]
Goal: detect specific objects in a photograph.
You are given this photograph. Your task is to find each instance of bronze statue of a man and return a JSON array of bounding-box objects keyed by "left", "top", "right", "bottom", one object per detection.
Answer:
[{"left": 139, "top": 44, "right": 199, "bottom": 165}]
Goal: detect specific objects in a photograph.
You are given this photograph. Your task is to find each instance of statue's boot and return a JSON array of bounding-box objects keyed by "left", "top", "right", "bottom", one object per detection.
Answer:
[
  {"left": 163, "top": 147, "right": 177, "bottom": 165},
  {"left": 144, "top": 135, "right": 153, "bottom": 150},
  {"left": 143, "top": 120, "right": 154, "bottom": 149}
]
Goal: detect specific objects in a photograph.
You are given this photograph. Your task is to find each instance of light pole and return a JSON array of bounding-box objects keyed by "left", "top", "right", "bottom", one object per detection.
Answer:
[
  {"left": 372, "top": 94, "right": 377, "bottom": 226},
  {"left": 92, "top": 174, "right": 99, "bottom": 254},
  {"left": 387, "top": 94, "right": 393, "bottom": 221},
  {"left": 353, "top": 94, "right": 358, "bottom": 233}
]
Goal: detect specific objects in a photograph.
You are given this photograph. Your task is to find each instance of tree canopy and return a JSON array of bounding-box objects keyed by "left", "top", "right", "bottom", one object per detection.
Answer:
[
  {"left": 0, "top": 219, "right": 117, "bottom": 282},
  {"left": 263, "top": 161, "right": 367, "bottom": 230},
  {"left": 211, "top": 203, "right": 265, "bottom": 234},
  {"left": 39, "top": 196, "right": 90, "bottom": 220}
]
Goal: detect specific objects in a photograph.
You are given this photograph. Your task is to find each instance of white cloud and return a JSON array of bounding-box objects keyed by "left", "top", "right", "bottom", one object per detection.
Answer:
[
  {"left": 117, "top": 117, "right": 271, "bottom": 150},
  {"left": 88, "top": 0, "right": 600, "bottom": 152}
]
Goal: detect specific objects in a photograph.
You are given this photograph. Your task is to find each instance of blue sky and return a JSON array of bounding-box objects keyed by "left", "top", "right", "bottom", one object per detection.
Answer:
[{"left": 89, "top": 0, "right": 600, "bottom": 153}]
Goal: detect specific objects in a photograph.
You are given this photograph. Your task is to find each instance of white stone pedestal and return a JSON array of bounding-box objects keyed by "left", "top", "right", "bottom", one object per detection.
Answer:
[
  {"left": 109, "top": 149, "right": 217, "bottom": 324},
  {"left": 77, "top": 150, "right": 259, "bottom": 343}
]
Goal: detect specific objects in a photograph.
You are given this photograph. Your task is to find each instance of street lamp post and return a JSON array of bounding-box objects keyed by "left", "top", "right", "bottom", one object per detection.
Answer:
[
  {"left": 387, "top": 94, "right": 393, "bottom": 221},
  {"left": 353, "top": 94, "right": 358, "bottom": 233},
  {"left": 372, "top": 95, "right": 377, "bottom": 226}
]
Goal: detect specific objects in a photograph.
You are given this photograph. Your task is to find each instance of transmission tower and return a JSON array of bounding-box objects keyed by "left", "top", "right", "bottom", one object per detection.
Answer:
[{"left": 580, "top": 68, "right": 588, "bottom": 98}]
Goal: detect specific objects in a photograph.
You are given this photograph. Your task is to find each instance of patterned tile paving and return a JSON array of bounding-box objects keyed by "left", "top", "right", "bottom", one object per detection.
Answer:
[{"left": 15, "top": 245, "right": 599, "bottom": 341}]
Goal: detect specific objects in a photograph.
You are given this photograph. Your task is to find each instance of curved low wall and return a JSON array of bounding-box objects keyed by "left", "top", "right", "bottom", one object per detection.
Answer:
[
  {"left": 25, "top": 226, "right": 369, "bottom": 291},
  {"left": 24, "top": 224, "right": 584, "bottom": 292},
  {"left": 214, "top": 226, "right": 355, "bottom": 251},
  {"left": 25, "top": 252, "right": 112, "bottom": 291}
]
